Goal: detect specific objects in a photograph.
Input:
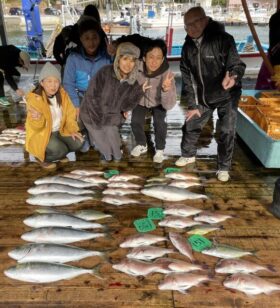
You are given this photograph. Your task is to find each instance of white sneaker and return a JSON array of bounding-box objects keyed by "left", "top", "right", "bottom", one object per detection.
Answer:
[
  {"left": 217, "top": 170, "right": 230, "bottom": 182},
  {"left": 131, "top": 145, "right": 148, "bottom": 157},
  {"left": 153, "top": 150, "right": 165, "bottom": 163},
  {"left": 175, "top": 156, "right": 196, "bottom": 167}
]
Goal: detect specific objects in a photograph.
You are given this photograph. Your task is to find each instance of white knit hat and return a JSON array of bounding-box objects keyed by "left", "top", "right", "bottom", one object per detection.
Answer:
[
  {"left": 19, "top": 51, "right": 30, "bottom": 69},
  {"left": 39, "top": 62, "right": 61, "bottom": 83}
]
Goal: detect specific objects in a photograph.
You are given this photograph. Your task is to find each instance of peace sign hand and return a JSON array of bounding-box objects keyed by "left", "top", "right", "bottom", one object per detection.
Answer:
[{"left": 162, "top": 72, "right": 174, "bottom": 92}]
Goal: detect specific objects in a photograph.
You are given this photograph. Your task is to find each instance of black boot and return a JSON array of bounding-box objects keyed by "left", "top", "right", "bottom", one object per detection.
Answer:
[{"left": 268, "top": 178, "right": 280, "bottom": 218}]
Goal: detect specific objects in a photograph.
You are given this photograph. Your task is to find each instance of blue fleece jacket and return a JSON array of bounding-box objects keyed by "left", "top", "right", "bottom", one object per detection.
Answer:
[{"left": 63, "top": 47, "right": 111, "bottom": 107}]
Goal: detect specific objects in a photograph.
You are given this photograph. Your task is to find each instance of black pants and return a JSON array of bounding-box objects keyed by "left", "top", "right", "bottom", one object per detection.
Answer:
[
  {"left": 181, "top": 97, "right": 239, "bottom": 170},
  {"left": 0, "top": 72, "right": 5, "bottom": 97},
  {"left": 131, "top": 104, "right": 167, "bottom": 150},
  {"left": 45, "top": 131, "right": 83, "bottom": 162}
]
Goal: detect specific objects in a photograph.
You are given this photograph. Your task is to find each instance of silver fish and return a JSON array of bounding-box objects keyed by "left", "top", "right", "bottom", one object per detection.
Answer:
[
  {"left": 108, "top": 174, "right": 142, "bottom": 182},
  {"left": 169, "top": 232, "right": 195, "bottom": 262},
  {"left": 155, "top": 258, "right": 207, "bottom": 273},
  {"left": 34, "top": 208, "right": 112, "bottom": 221},
  {"left": 34, "top": 176, "right": 96, "bottom": 188},
  {"left": 223, "top": 273, "right": 280, "bottom": 295},
  {"left": 23, "top": 213, "right": 105, "bottom": 229},
  {"left": 164, "top": 205, "right": 202, "bottom": 217},
  {"left": 9, "top": 243, "right": 106, "bottom": 263},
  {"left": 158, "top": 217, "right": 202, "bottom": 229},
  {"left": 2, "top": 128, "right": 24, "bottom": 134},
  {"left": 146, "top": 177, "right": 170, "bottom": 183},
  {"left": 120, "top": 234, "right": 167, "bottom": 248},
  {"left": 159, "top": 273, "right": 211, "bottom": 293},
  {"left": 187, "top": 224, "right": 223, "bottom": 235},
  {"left": 102, "top": 195, "right": 140, "bottom": 206},
  {"left": 14, "top": 138, "right": 25, "bottom": 144},
  {"left": 27, "top": 184, "right": 94, "bottom": 195},
  {"left": 194, "top": 211, "right": 233, "bottom": 224},
  {"left": 102, "top": 188, "right": 139, "bottom": 196},
  {"left": 77, "top": 176, "right": 108, "bottom": 185},
  {"left": 215, "top": 259, "right": 276, "bottom": 274},
  {"left": 112, "top": 258, "right": 168, "bottom": 276},
  {"left": 21, "top": 227, "right": 106, "bottom": 244},
  {"left": 165, "top": 173, "right": 200, "bottom": 181},
  {"left": 107, "top": 182, "right": 142, "bottom": 189},
  {"left": 127, "top": 245, "right": 174, "bottom": 261},
  {"left": 169, "top": 180, "right": 201, "bottom": 189},
  {"left": 4, "top": 262, "right": 101, "bottom": 283},
  {"left": 141, "top": 186, "right": 207, "bottom": 201},
  {"left": 0, "top": 141, "right": 13, "bottom": 146},
  {"left": 26, "top": 193, "right": 93, "bottom": 206},
  {"left": 202, "top": 244, "right": 254, "bottom": 259},
  {"left": 70, "top": 169, "right": 104, "bottom": 176}
]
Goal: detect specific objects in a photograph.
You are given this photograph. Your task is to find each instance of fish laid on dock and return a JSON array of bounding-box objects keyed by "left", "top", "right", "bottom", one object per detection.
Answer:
[
  {"left": 223, "top": 273, "right": 280, "bottom": 295},
  {"left": 9, "top": 243, "right": 106, "bottom": 263},
  {"left": 194, "top": 211, "right": 233, "bottom": 224},
  {"left": 34, "top": 176, "right": 97, "bottom": 188},
  {"left": 165, "top": 173, "right": 200, "bottom": 181},
  {"left": 164, "top": 205, "right": 202, "bottom": 217},
  {"left": 4, "top": 262, "right": 101, "bottom": 283},
  {"left": 155, "top": 258, "right": 207, "bottom": 273},
  {"left": 215, "top": 258, "right": 276, "bottom": 274},
  {"left": 102, "top": 195, "right": 140, "bottom": 206},
  {"left": 158, "top": 217, "right": 202, "bottom": 229},
  {"left": 202, "top": 243, "right": 255, "bottom": 259},
  {"left": 158, "top": 273, "right": 211, "bottom": 293},
  {"left": 127, "top": 246, "right": 174, "bottom": 261},
  {"left": 108, "top": 174, "right": 142, "bottom": 182},
  {"left": 70, "top": 169, "right": 104, "bottom": 176},
  {"left": 21, "top": 227, "right": 107, "bottom": 244},
  {"left": 28, "top": 184, "right": 95, "bottom": 195},
  {"left": 169, "top": 232, "right": 195, "bottom": 262},
  {"left": 107, "top": 182, "right": 142, "bottom": 189},
  {"left": 112, "top": 258, "right": 169, "bottom": 276},
  {"left": 26, "top": 193, "right": 93, "bottom": 206},
  {"left": 120, "top": 234, "right": 167, "bottom": 248},
  {"left": 141, "top": 186, "right": 207, "bottom": 201},
  {"left": 168, "top": 180, "right": 202, "bottom": 189},
  {"left": 23, "top": 213, "right": 105, "bottom": 229},
  {"left": 187, "top": 224, "right": 223, "bottom": 235}
]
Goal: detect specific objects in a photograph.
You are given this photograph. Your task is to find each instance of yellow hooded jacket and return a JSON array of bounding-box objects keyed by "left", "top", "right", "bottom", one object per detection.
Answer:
[{"left": 25, "top": 87, "right": 79, "bottom": 162}]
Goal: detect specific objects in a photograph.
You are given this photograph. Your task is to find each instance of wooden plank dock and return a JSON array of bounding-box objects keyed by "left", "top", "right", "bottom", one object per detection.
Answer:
[{"left": 1, "top": 100, "right": 280, "bottom": 307}]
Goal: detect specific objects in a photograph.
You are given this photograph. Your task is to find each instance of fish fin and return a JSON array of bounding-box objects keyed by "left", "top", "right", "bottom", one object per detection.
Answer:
[
  {"left": 266, "top": 264, "right": 277, "bottom": 272},
  {"left": 251, "top": 250, "right": 260, "bottom": 260},
  {"left": 92, "top": 264, "right": 104, "bottom": 280}
]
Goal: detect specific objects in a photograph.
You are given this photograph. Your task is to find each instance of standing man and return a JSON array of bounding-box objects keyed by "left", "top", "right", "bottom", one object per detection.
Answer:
[{"left": 176, "top": 7, "right": 245, "bottom": 182}]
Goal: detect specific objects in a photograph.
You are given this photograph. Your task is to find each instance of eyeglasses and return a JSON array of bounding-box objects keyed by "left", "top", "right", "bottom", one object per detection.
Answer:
[{"left": 184, "top": 17, "right": 205, "bottom": 30}]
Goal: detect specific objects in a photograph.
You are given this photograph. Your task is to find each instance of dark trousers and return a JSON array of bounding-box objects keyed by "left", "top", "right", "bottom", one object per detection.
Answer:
[
  {"left": 131, "top": 104, "right": 167, "bottom": 150},
  {"left": 181, "top": 97, "right": 239, "bottom": 170},
  {"left": 0, "top": 72, "right": 5, "bottom": 97},
  {"left": 45, "top": 131, "right": 83, "bottom": 162}
]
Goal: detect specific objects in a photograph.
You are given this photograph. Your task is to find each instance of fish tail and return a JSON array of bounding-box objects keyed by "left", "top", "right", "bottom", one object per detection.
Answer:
[
  {"left": 266, "top": 264, "right": 277, "bottom": 272},
  {"left": 91, "top": 264, "right": 104, "bottom": 280}
]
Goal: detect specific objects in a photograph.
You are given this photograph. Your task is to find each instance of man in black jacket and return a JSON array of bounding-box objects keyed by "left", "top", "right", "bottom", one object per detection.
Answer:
[
  {"left": 0, "top": 45, "right": 30, "bottom": 106},
  {"left": 175, "top": 7, "right": 246, "bottom": 182}
]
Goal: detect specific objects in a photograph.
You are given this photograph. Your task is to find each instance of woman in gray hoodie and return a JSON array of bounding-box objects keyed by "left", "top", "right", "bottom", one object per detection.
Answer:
[
  {"left": 130, "top": 39, "right": 177, "bottom": 163},
  {"left": 80, "top": 42, "right": 146, "bottom": 162}
]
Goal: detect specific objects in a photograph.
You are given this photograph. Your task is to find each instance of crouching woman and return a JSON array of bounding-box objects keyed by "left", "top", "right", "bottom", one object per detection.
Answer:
[
  {"left": 80, "top": 42, "right": 147, "bottom": 162},
  {"left": 25, "top": 62, "right": 84, "bottom": 169}
]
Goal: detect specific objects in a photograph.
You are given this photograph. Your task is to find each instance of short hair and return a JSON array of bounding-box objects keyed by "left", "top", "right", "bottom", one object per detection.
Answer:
[
  {"left": 184, "top": 6, "right": 206, "bottom": 20},
  {"left": 143, "top": 39, "right": 167, "bottom": 58},
  {"left": 78, "top": 18, "right": 102, "bottom": 37}
]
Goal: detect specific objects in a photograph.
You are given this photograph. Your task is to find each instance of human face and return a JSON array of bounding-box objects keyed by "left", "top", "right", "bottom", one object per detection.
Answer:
[
  {"left": 40, "top": 77, "right": 60, "bottom": 96},
  {"left": 80, "top": 30, "right": 101, "bottom": 56},
  {"left": 118, "top": 55, "right": 136, "bottom": 78},
  {"left": 184, "top": 11, "right": 208, "bottom": 39},
  {"left": 144, "top": 47, "right": 164, "bottom": 74}
]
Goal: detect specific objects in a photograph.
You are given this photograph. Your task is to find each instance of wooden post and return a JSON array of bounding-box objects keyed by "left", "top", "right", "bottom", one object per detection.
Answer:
[{"left": 240, "top": 0, "right": 274, "bottom": 75}]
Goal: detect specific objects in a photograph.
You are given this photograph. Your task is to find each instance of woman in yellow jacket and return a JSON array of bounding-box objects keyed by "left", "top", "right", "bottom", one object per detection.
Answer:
[{"left": 25, "top": 62, "right": 83, "bottom": 169}]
